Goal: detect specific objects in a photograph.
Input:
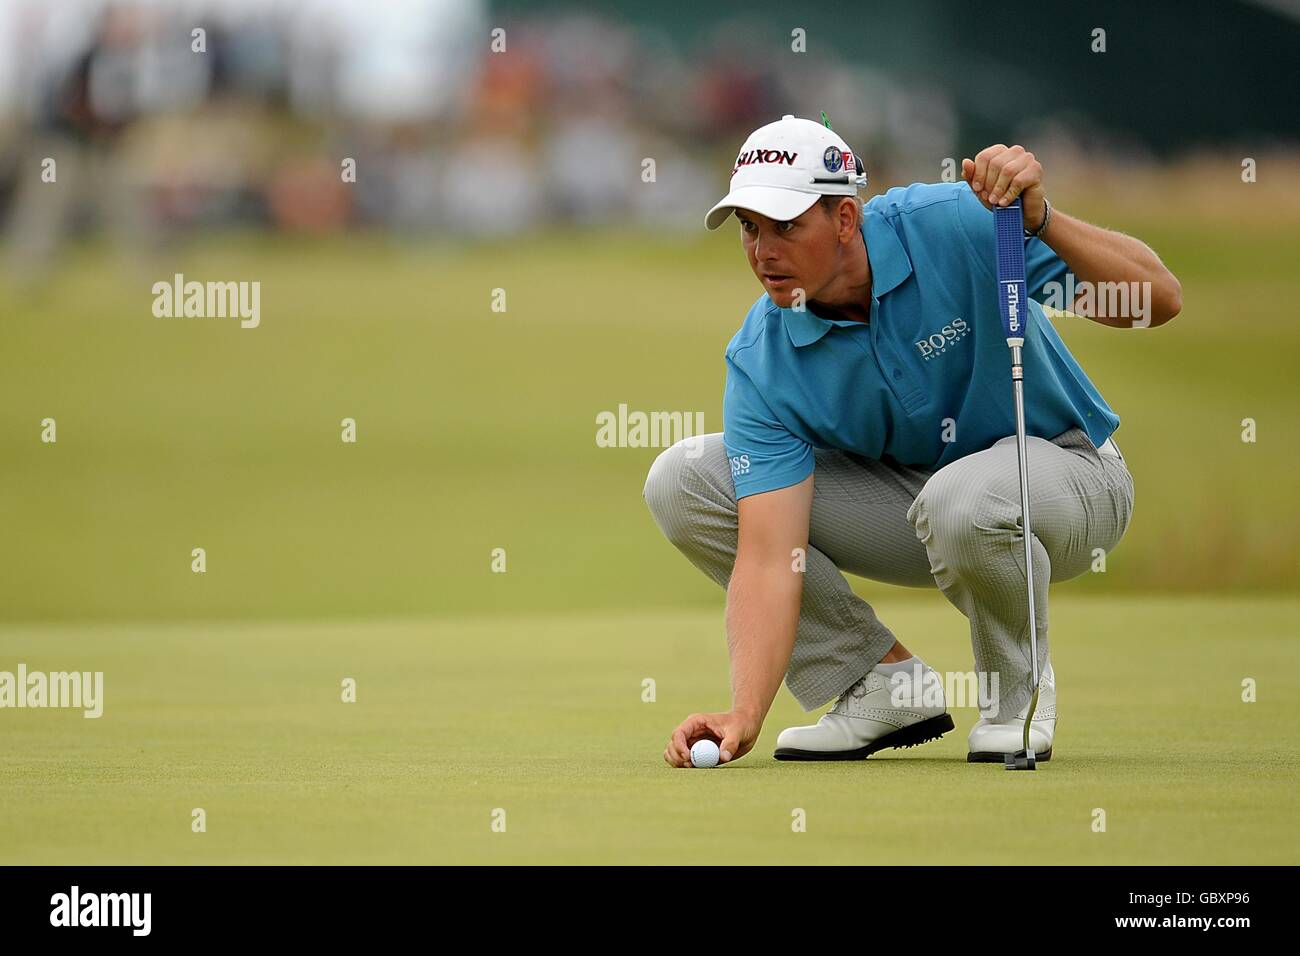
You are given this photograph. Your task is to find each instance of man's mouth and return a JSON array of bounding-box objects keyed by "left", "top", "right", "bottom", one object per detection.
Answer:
[{"left": 764, "top": 273, "right": 793, "bottom": 285}]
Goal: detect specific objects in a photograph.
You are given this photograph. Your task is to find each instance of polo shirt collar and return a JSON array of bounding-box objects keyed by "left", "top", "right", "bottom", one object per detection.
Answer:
[{"left": 782, "top": 207, "right": 914, "bottom": 347}]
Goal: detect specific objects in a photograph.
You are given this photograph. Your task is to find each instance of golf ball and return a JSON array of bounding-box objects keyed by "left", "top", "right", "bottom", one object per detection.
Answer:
[{"left": 690, "top": 739, "right": 721, "bottom": 768}]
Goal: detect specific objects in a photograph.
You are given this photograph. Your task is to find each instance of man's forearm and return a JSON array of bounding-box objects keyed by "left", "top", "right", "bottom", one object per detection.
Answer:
[
  {"left": 1039, "top": 207, "right": 1183, "bottom": 327},
  {"left": 725, "top": 556, "right": 803, "bottom": 722}
]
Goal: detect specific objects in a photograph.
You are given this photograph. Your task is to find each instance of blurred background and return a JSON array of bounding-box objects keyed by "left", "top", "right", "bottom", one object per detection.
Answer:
[{"left": 1, "top": 0, "right": 1297, "bottom": 623}]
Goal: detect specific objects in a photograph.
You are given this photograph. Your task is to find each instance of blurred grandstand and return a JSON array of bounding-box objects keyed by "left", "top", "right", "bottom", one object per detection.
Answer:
[{"left": 0, "top": 0, "right": 1296, "bottom": 262}]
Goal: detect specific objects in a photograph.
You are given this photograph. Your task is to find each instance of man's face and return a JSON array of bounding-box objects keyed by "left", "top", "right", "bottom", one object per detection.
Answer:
[{"left": 736, "top": 202, "right": 846, "bottom": 309}]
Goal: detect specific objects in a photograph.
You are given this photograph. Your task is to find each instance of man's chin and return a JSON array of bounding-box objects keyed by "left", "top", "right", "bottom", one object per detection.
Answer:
[{"left": 764, "top": 284, "right": 802, "bottom": 308}]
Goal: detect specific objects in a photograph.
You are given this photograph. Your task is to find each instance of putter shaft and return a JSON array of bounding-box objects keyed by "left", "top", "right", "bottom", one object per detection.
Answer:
[{"left": 1011, "top": 345, "right": 1040, "bottom": 757}]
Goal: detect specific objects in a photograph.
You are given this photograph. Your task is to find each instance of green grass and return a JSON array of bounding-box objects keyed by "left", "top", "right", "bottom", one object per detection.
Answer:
[
  {"left": 0, "top": 212, "right": 1297, "bottom": 624},
  {"left": 1, "top": 190, "right": 1297, "bottom": 864},
  {"left": 1, "top": 595, "right": 1295, "bottom": 864}
]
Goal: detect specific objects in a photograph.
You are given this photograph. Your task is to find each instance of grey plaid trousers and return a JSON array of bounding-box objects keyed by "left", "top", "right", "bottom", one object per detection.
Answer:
[{"left": 643, "top": 427, "right": 1134, "bottom": 718}]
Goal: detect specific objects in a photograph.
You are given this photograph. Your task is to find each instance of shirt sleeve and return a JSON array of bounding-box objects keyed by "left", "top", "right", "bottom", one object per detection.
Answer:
[
  {"left": 953, "top": 184, "right": 1069, "bottom": 305},
  {"left": 722, "top": 352, "right": 814, "bottom": 499}
]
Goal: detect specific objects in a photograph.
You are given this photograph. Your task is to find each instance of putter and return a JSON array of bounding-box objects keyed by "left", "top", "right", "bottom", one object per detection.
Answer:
[{"left": 994, "top": 197, "right": 1040, "bottom": 772}]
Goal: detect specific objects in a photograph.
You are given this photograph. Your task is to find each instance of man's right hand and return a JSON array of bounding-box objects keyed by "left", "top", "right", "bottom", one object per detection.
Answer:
[
  {"left": 662, "top": 474, "right": 813, "bottom": 769},
  {"left": 664, "top": 710, "right": 762, "bottom": 767}
]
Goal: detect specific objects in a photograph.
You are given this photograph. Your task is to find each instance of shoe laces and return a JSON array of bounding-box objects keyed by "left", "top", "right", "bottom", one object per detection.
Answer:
[{"left": 831, "top": 674, "right": 870, "bottom": 712}]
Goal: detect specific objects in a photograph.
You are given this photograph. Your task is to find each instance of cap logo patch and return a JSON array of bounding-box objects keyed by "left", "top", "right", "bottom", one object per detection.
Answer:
[
  {"left": 822, "top": 146, "right": 843, "bottom": 173},
  {"left": 732, "top": 148, "right": 798, "bottom": 176}
]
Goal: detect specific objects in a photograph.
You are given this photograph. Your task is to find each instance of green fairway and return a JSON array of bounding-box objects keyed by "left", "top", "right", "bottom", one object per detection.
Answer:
[
  {"left": 1, "top": 180, "right": 1298, "bottom": 626},
  {"left": 1, "top": 171, "right": 1297, "bottom": 865},
  {"left": 2, "top": 595, "right": 1295, "bottom": 865}
]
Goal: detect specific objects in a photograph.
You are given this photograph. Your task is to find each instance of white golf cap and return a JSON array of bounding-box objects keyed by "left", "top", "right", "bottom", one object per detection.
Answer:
[{"left": 705, "top": 114, "right": 868, "bottom": 230}]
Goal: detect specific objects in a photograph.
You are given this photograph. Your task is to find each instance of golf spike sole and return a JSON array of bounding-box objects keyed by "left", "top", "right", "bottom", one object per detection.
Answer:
[{"left": 773, "top": 712, "right": 955, "bottom": 761}]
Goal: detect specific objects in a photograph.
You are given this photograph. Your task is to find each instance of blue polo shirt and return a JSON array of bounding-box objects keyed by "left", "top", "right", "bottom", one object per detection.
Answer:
[{"left": 722, "top": 181, "right": 1120, "bottom": 499}]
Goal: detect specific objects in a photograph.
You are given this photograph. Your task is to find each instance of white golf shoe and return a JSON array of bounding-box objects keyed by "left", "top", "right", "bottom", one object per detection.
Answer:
[
  {"left": 967, "top": 661, "right": 1056, "bottom": 763},
  {"left": 774, "top": 660, "right": 955, "bottom": 761}
]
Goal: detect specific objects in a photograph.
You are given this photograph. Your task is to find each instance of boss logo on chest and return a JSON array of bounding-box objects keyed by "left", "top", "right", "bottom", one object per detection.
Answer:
[{"left": 914, "top": 317, "right": 970, "bottom": 359}]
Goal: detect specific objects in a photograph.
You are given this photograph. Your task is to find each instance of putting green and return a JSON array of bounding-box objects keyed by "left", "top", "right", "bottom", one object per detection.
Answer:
[{"left": 2, "top": 595, "right": 1295, "bottom": 864}]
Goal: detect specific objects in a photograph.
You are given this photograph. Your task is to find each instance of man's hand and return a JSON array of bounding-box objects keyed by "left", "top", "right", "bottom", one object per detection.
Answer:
[
  {"left": 962, "top": 144, "right": 1047, "bottom": 233},
  {"left": 661, "top": 475, "right": 812, "bottom": 769},
  {"left": 663, "top": 710, "right": 762, "bottom": 768},
  {"left": 963, "top": 143, "right": 1181, "bottom": 326}
]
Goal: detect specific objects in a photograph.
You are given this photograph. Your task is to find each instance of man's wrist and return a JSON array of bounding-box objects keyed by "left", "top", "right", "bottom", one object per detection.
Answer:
[
  {"left": 1025, "top": 196, "right": 1052, "bottom": 238},
  {"left": 732, "top": 702, "right": 766, "bottom": 723}
]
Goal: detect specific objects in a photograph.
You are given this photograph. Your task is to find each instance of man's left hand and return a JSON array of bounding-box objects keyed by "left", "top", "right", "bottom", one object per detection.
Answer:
[{"left": 962, "top": 144, "right": 1047, "bottom": 233}]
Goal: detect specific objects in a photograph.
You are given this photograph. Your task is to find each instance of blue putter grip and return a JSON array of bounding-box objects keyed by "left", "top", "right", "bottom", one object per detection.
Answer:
[{"left": 995, "top": 197, "right": 1028, "bottom": 342}]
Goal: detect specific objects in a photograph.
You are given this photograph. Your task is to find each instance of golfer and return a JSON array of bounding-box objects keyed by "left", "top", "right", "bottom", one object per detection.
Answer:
[{"left": 644, "top": 114, "right": 1180, "bottom": 767}]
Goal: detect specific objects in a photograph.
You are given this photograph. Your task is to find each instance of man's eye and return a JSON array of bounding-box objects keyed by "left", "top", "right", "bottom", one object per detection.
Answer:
[
  {"left": 740, "top": 220, "right": 755, "bottom": 232},
  {"left": 776, "top": 221, "right": 794, "bottom": 233}
]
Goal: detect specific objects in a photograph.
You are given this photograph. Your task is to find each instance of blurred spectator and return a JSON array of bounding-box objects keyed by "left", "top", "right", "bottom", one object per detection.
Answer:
[
  {"left": 439, "top": 133, "right": 544, "bottom": 237},
  {"left": 3, "top": 2, "right": 158, "bottom": 280}
]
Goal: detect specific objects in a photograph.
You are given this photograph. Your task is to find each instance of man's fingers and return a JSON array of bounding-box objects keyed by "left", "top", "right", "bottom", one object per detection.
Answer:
[
  {"left": 1001, "top": 167, "right": 1038, "bottom": 204},
  {"left": 971, "top": 144, "right": 1005, "bottom": 193},
  {"left": 698, "top": 716, "right": 732, "bottom": 762},
  {"left": 971, "top": 145, "right": 997, "bottom": 190},
  {"left": 675, "top": 714, "right": 714, "bottom": 762},
  {"left": 987, "top": 147, "right": 1029, "bottom": 204},
  {"left": 718, "top": 731, "right": 740, "bottom": 763},
  {"left": 988, "top": 152, "right": 1028, "bottom": 204},
  {"left": 672, "top": 720, "right": 697, "bottom": 763},
  {"left": 983, "top": 156, "right": 1002, "bottom": 195},
  {"left": 963, "top": 159, "right": 992, "bottom": 210},
  {"left": 668, "top": 737, "right": 689, "bottom": 767},
  {"left": 703, "top": 716, "right": 731, "bottom": 746}
]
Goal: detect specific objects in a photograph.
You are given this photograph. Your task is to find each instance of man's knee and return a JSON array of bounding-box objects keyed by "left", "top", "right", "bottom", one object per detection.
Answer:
[
  {"left": 643, "top": 434, "right": 730, "bottom": 544},
  {"left": 908, "top": 468, "right": 1012, "bottom": 564}
]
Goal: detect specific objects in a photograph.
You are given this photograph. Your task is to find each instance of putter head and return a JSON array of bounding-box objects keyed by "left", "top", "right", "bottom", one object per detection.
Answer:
[
  {"left": 1004, "top": 748, "right": 1037, "bottom": 771},
  {"left": 1004, "top": 688, "right": 1042, "bottom": 770}
]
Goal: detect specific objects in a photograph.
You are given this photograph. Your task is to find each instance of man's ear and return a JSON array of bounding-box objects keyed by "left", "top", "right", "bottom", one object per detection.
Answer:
[{"left": 839, "top": 198, "right": 859, "bottom": 242}]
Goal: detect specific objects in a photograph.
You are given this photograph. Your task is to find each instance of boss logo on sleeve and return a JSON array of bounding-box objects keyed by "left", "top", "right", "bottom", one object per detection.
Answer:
[{"left": 729, "top": 454, "right": 751, "bottom": 476}]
